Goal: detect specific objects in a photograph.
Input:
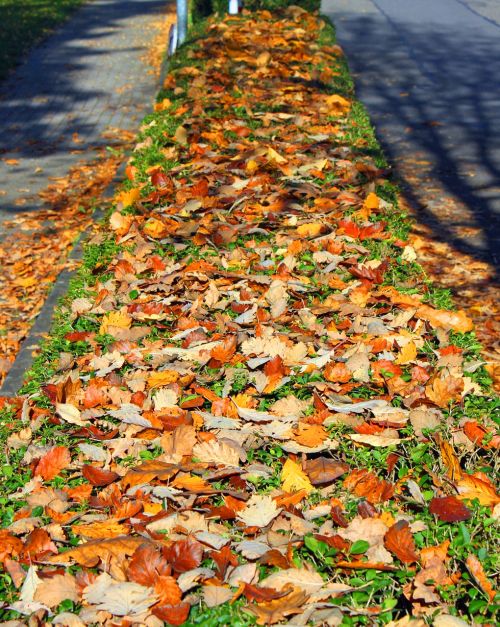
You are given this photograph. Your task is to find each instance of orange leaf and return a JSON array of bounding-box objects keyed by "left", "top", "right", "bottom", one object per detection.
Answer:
[
  {"left": 466, "top": 554, "right": 497, "bottom": 602},
  {"left": 343, "top": 469, "right": 394, "bottom": 504},
  {"left": 384, "top": 521, "right": 419, "bottom": 564},
  {"left": 34, "top": 446, "right": 71, "bottom": 481}
]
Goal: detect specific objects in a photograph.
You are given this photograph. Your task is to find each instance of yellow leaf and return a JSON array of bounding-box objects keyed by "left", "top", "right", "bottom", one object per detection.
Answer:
[
  {"left": 256, "top": 51, "right": 271, "bottom": 67},
  {"left": 143, "top": 217, "right": 170, "bottom": 239},
  {"left": 99, "top": 310, "right": 132, "bottom": 335},
  {"left": 296, "top": 222, "right": 323, "bottom": 238},
  {"left": 266, "top": 147, "right": 287, "bottom": 164},
  {"left": 281, "top": 459, "right": 314, "bottom": 495},
  {"left": 246, "top": 159, "right": 259, "bottom": 173},
  {"left": 395, "top": 341, "right": 417, "bottom": 365},
  {"left": 154, "top": 98, "right": 172, "bottom": 112},
  {"left": 14, "top": 277, "right": 37, "bottom": 288},
  {"left": 363, "top": 192, "right": 380, "bottom": 210},
  {"left": 72, "top": 519, "right": 129, "bottom": 539},
  {"left": 326, "top": 94, "right": 351, "bottom": 114},
  {"left": 147, "top": 370, "right": 180, "bottom": 388},
  {"left": 115, "top": 187, "right": 140, "bottom": 209}
]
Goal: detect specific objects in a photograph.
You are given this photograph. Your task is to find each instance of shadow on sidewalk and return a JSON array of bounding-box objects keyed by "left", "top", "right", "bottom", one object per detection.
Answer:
[
  {"left": 332, "top": 12, "right": 500, "bottom": 278},
  {"left": 0, "top": 0, "right": 167, "bottom": 211}
]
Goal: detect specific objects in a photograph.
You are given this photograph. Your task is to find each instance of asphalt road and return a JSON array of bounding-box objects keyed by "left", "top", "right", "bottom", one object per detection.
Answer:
[{"left": 321, "top": 0, "right": 500, "bottom": 270}]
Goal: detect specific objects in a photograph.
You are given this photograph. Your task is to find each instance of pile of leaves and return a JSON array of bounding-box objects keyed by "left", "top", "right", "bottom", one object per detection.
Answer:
[{"left": 0, "top": 8, "right": 498, "bottom": 626}]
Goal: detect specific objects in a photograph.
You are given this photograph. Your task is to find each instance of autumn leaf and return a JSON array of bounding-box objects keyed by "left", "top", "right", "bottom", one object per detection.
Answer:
[
  {"left": 429, "top": 496, "right": 472, "bottom": 522},
  {"left": 34, "top": 446, "right": 71, "bottom": 481},
  {"left": 384, "top": 521, "right": 419, "bottom": 564},
  {"left": 247, "top": 587, "right": 309, "bottom": 625},
  {"left": 237, "top": 495, "right": 282, "bottom": 528},
  {"left": 48, "top": 536, "right": 145, "bottom": 566},
  {"left": 466, "top": 554, "right": 497, "bottom": 601},
  {"left": 164, "top": 538, "right": 204, "bottom": 573},
  {"left": 115, "top": 187, "right": 140, "bottom": 208},
  {"left": 99, "top": 310, "right": 132, "bottom": 335},
  {"left": 343, "top": 469, "right": 395, "bottom": 503},
  {"left": 82, "top": 465, "right": 120, "bottom": 486},
  {"left": 280, "top": 459, "right": 314, "bottom": 495},
  {"left": 304, "top": 457, "right": 348, "bottom": 485}
]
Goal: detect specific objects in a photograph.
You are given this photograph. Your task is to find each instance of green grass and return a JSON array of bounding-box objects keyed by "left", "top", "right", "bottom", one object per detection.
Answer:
[{"left": 0, "top": 0, "right": 85, "bottom": 80}]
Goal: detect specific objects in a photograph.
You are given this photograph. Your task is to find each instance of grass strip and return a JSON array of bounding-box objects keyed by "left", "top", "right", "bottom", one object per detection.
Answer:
[
  {"left": 0, "top": 7, "right": 498, "bottom": 625},
  {"left": 0, "top": 0, "right": 86, "bottom": 80}
]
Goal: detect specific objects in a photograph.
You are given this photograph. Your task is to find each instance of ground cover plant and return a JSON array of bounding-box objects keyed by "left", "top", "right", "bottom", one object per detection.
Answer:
[
  {"left": 0, "top": 7, "right": 498, "bottom": 625},
  {"left": 0, "top": 0, "right": 86, "bottom": 80}
]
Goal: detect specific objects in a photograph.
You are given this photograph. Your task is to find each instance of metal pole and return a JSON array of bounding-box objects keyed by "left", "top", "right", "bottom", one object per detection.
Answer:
[{"left": 177, "top": 0, "right": 188, "bottom": 45}]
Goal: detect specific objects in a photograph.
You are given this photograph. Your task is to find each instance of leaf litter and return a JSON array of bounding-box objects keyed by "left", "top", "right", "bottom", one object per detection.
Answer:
[{"left": 0, "top": 7, "right": 498, "bottom": 626}]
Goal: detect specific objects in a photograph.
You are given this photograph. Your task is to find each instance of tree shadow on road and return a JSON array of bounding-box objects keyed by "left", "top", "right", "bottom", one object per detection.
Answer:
[{"left": 331, "top": 12, "right": 500, "bottom": 278}]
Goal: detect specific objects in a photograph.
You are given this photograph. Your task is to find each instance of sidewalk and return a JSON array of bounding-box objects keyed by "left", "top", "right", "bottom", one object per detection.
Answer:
[
  {"left": 0, "top": 0, "right": 168, "bottom": 216},
  {"left": 0, "top": 7, "right": 498, "bottom": 626},
  {"left": 0, "top": 0, "right": 175, "bottom": 386}
]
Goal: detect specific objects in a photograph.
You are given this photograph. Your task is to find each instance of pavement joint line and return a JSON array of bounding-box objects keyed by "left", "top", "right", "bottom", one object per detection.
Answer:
[{"left": 0, "top": 30, "right": 173, "bottom": 398}]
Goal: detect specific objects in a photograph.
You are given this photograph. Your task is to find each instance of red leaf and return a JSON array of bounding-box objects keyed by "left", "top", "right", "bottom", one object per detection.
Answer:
[
  {"left": 164, "top": 538, "right": 204, "bottom": 573},
  {"left": 384, "top": 521, "right": 419, "bottom": 564},
  {"left": 429, "top": 496, "right": 472, "bottom": 522},
  {"left": 34, "top": 446, "right": 71, "bottom": 481},
  {"left": 82, "top": 465, "right": 120, "bottom": 487}
]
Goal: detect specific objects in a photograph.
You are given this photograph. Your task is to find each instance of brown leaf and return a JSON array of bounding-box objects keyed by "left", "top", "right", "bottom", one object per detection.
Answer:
[
  {"left": 429, "top": 496, "right": 472, "bottom": 522},
  {"left": 384, "top": 521, "right": 419, "bottom": 564},
  {"left": 33, "top": 573, "right": 79, "bottom": 608},
  {"left": 82, "top": 465, "right": 120, "bottom": 486},
  {"left": 47, "top": 536, "right": 145, "bottom": 566},
  {"left": 34, "top": 446, "right": 71, "bottom": 481},
  {"left": 248, "top": 587, "right": 309, "bottom": 625},
  {"left": 304, "top": 458, "right": 348, "bottom": 486},
  {"left": 121, "top": 459, "right": 179, "bottom": 488}
]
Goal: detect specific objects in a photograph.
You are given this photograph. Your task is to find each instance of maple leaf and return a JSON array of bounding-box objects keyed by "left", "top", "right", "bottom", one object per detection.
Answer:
[
  {"left": 115, "top": 187, "right": 140, "bottom": 209},
  {"left": 83, "top": 571, "right": 157, "bottom": 616}
]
